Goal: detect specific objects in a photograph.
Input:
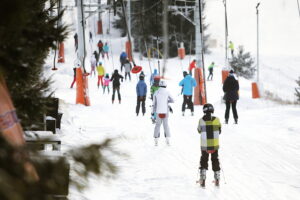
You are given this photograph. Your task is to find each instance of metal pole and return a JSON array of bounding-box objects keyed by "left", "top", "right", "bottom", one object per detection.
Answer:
[
  {"left": 297, "top": 0, "right": 300, "bottom": 17},
  {"left": 77, "top": 0, "right": 87, "bottom": 72},
  {"left": 161, "top": 0, "right": 168, "bottom": 78},
  {"left": 223, "top": 0, "right": 229, "bottom": 69},
  {"left": 256, "top": 3, "right": 260, "bottom": 82},
  {"left": 127, "top": 0, "right": 131, "bottom": 38}
]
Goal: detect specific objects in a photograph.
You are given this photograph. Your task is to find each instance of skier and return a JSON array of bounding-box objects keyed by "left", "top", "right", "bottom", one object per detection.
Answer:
[
  {"left": 96, "top": 62, "right": 105, "bottom": 88},
  {"left": 70, "top": 67, "right": 76, "bottom": 88},
  {"left": 207, "top": 62, "right": 215, "bottom": 81},
  {"left": 150, "top": 75, "right": 160, "bottom": 100},
  {"left": 90, "top": 56, "right": 97, "bottom": 77},
  {"left": 89, "top": 31, "right": 93, "bottom": 43},
  {"left": 136, "top": 74, "right": 147, "bottom": 116},
  {"left": 119, "top": 51, "right": 128, "bottom": 72},
  {"left": 103, "top": 73, "right": 110, "bottom": 94},
  {"left": 150, "top": 69, "right": 158, "bottom": 86},
  {"left": 93, "top": 51, "right": 100, "bottom": 65},
  {"left": 110, "top": 69, "right": 124, "bottom": 104},
  {"left": 74, "top": 33, "right": 78, "bottom": 51},
  {"left": 223, "top": 70, "right": 239, "bottom": 124},
  {"left": 124, "top": 59, "right": 132, "bottom": 81},
  {"left": 103, "top": 42, "right": 109, "bottom": 59},
  {"left": 179, "top": 71, "right": 197, "bottom": 116},
  {"left": 152, "top": 80, "right": 174, "bottom": 146},
  {"left": 189, "top": 59, "right": 196, "bottom": 75},
  {"left": 97, "top": 40, "right": 104, "bottom": 58},
  {"left": 197, "top": 103, "right": 222, "bottom": 187},
  {"left": 229, "top": 41, "right": 234, "bottom": 57}
]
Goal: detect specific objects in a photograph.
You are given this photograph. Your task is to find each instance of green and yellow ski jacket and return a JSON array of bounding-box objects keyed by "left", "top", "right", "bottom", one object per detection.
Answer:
[{"left": 197, "top": 116, "right": 221, "bottom": 151}]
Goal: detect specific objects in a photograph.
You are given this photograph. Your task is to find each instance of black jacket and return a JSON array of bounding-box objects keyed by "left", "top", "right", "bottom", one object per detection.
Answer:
[
  {"left": 110, "top": 72, "right": 124, "bottom": 88},
  {"left": 223, "top": 75, "right": 239, "bottom": 101}
]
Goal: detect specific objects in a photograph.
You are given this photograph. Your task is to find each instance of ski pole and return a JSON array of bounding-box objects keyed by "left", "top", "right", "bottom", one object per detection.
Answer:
[{"left": 220, "top": 163, "right": 227, "bottom": 184}]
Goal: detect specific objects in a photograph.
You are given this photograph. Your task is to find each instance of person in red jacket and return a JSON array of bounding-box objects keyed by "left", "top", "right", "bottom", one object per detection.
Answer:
[{"left": 189, "top": 59, "right": 197, "bottom": 75}]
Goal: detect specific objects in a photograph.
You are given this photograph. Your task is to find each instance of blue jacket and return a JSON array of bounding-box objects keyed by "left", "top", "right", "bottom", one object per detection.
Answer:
[
  {"left": 120, "top": 52, "right": 127, "bottom": 61},
  {"left": 136, "top": 80, "right": 147, "bottom": 96},
  {"left": 150, "top": 69, "right": 158, "bottom": 85},
  {"left": 179, "top": 75, "right": 197, "bottom": 95}
]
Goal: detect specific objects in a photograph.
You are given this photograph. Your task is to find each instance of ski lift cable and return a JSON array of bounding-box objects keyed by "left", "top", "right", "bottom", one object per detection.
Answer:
[{"left": 140, "top": 0, "right": 153, "bottom": 74}]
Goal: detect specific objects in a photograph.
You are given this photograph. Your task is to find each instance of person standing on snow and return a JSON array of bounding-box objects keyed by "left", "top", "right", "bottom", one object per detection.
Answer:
[
  {"left": 229, "top": 41, "right": 234, "bottom": 57},
  {"left": 103, "top": 73, "right": 111, "bottom": 94},
  {"left": 136, "top": 74, "right": 147, "bottom": 116},
  {"left": 152, "top": 81, "right": 174, "bottom": 146},
  {"left": 96, "top": 62, "right": 105, "bottom": 88},
  {"left": 179, "top": 71, "right": 197, "bottom": 116},
  {"left": 124, "top": 59, "right": 132, "bottom": 81},
  {"left": 103, "top": 42, "right": 109, "bottom": 59},
  {"left": 223, "top": 70, "right": 239, "bottom": 124},
  {"left": 93, "top": 51, "right": 100, "bottom": 65},
  {"left": 90, "top": 56, "right": 97, "bottom": 77},
  {"left": 189, "top": 59, "right": 197, "bottom": 75},
  {"left": 197, "top": 103, "right": 222, "bottom": 187},
  {"left": 119, "top": 51, "right": 128, "bottom": 72},
  {"left": 207, "top": 62, "right": 215, "bottom": 81},
  {"left": 110, "top": 69, "right": 124, "bottom": 104},
  {"left": 150, "top": 75, "right": 160, "bottom": 100},
  {"left": 150, "top": 69, "right": 159, "bottom": 86},
  {"left": 98, "top": 40, "right": 104, "bottom": 58},
  {"left": 74, "top": 33, "right": 78, "bottom": 52}
]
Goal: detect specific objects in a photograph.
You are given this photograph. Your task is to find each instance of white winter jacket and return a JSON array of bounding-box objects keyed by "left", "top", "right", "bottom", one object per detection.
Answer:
[{"left": 153, "top": 87, "right": 174, "bottom": 114}]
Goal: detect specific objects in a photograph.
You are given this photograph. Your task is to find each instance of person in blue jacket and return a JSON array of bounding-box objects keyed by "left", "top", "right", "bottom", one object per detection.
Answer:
[
  {"left": 136, "top": 74, "right": 147, "bottom": 116},
  {"left": 150, "top": 69, "right": 158, "bottom": 86},
  {"left": 179, "top": 71, "right": 197, "bottom": 116},
  {"left": 120, "top": 51, "right": 128, "bottom": 72}
]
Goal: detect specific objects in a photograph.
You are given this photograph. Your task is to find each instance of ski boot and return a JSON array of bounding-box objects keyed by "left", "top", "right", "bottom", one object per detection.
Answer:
[
  {"left": 214, "top": 171, "right": 220, "bottom": 187},
  {"left": 234, "top": 118, "right": 238, "bottom": 124},
  {"left": 165, "top": 137, "right": 170, "bottom": 146},
  {"left": 154, "top": 138, "right": 158, "bottom": 146},
  {"left": 225, "top": 119, "right": 228, "bottom": 124},
  {"left": 199, "top": 169, "right": 206, "bottom": 187}
]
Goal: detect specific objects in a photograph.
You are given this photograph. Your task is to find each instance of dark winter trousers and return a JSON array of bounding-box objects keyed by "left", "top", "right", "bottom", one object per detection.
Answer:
[
  {"left": 207, "top": 69, "right": 213, "bottom": 80},
  {"left": 200, "top": 150, "right": 220, "bottom": 171},
  {"left": 125, "top": 72, "right": 131, "bottom": 81},
  {"left": 182, "top": 95, "right": 194, "bottom": 112},
  {"left": 225, "top": 100, "right": 238, "bottom": 120},
  {"left": 112, "top": 87, "right": 121, "bottom": 101},
  {"left": 136, "top": 96, "right": 146, "bottom": 115}
]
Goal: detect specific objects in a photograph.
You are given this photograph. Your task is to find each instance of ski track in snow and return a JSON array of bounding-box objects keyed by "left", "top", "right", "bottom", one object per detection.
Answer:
[{"left": 44, "top": 4, "right": 300, "bottom": 200}]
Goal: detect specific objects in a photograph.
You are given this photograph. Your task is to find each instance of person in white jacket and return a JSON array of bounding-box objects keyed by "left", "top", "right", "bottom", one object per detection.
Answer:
[{"left": 152, "top": 80, "right": 174, "bottom": 146}]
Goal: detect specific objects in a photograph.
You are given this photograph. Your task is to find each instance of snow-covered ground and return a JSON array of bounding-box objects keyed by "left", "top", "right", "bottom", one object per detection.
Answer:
[{"left": 44, "top": 1, "right": 300, "bottom": 199}]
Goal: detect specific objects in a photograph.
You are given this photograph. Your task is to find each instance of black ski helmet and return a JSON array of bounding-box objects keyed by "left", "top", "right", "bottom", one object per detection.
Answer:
[{"left": 203, "top": 103, "right": 214, "bottom": 113}]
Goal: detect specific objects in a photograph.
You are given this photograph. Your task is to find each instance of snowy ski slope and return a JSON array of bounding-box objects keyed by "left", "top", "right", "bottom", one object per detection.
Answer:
[{"left": 44, "top": 1, "right": 300, "bottom": 199}]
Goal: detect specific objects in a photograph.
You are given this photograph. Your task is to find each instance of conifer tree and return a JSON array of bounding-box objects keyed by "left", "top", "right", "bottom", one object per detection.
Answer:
[
  {"left": 0, "top": 0, "right": 67, "bottom": 130},
  {"left": 113, "top": 0, "right": 210, "bottom": 58},
  {"left": 229, "top": 46, "right": 255, "bottom": 79}
]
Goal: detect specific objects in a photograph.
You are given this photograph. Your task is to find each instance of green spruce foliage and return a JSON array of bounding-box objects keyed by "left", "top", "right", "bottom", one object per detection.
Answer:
[
  {"left": 0, "top": 0, "right": 67, "bottom": 130},
  {"left": 295, "top": 77, "right": 300, "bottom": 102},
  {"left": 229, "top": 46, "right": 256, "bottom": 79},
  {"left": 113, "top": 0, "right": 210, "bottom": 58}
]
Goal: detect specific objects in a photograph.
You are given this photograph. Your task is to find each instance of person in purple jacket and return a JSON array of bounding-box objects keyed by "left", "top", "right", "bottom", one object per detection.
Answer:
[{"left": 136, "top": 74, "right": 147, "bottom": 116}]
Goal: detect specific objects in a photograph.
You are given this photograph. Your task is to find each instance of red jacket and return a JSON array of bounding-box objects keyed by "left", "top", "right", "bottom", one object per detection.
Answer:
[{"left": 189, "top": 61, "right": 196, "bottom": 71}]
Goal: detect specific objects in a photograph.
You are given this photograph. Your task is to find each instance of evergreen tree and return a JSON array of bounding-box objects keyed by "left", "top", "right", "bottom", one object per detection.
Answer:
[
  {"left": 295, "top": 77, "right": 300, "bottom": 102},
  {"left": 0, "top": 0, "right": 67, "bottom": 130},
  {"left": 113, "top": 0, "right": 210, "bottom": 58},
  {"left": 0, "top": 1, "right": 120, "bottom": 199},
  {"left": 229, "top": 46, "right": 255, "bottom": 79}
]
